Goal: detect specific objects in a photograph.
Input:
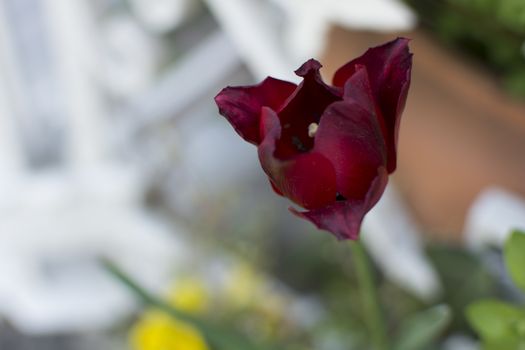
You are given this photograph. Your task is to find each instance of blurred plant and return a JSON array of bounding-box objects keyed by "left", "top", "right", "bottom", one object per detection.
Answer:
[
  {"left": 166, "top": 277, "right": 210, "bottom": 314},
  {"left": 107, "top": 249, "right": 453, "bottom": 350},
  {"left": 351, "top": 243, "right": 451, "bottom": 350},
  {"left": 129, "top": 277, "right": 209, "bottom": 350},
  {"left": 224, "top": 263, "right": 266, "bottom": 308},
  {"left": 130, "top": 311, "right": 209, "bottom": 350},
  {"left": 466, "top": 230, "right": 525, "bottom": 349},
  {"left": 130, "top": 277, "right": 211, "bottom": 350},
  {"left": 405, "top": 0, "right": 525, "bottom": 97},
  {"left": 428, "top": 245, "right": 497, "bottom": 331},
  {"left": 105, "top": 260, "right": 287, "bottom": 350},
  {"left": 392, "top": 304, "right": 451, "bottom": 350}
]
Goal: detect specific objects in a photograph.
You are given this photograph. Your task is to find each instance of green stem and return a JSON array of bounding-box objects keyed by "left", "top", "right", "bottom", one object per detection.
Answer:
[
  {"left": 351, "top": 240, "right": 388, "bottom": 350},
  {"left": 102, "top": 259, "right": 280, "bottom": 350}
]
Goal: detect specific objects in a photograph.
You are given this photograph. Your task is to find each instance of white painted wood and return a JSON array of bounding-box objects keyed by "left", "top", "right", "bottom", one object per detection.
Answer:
[
  {"left": 127, "top": 30, "right": 240, "bottom": 126},
  {"left": 0, "top": 1, "right": 27, "bottom": 175},
  {"left": 129, "top": 0, "right": 201, "bottom": 33},
  {"left": 0, "top": 0, "right": 195, "bottom": 334},
  {"left": 363, "top": 184, "right": 442, "bottom": 301},
  {"left": 464, "top": 188, "right": 525, "bottom": 249},
  {"left": 204, "top": 0, "right": 298, "bottom": 82},
  {"left": 43, "top": 0, "right": 107, "bottom": 170}
]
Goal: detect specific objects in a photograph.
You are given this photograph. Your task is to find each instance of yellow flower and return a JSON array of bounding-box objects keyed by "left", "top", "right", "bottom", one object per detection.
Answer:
[
  {"left": 130, "top": 310, "right": 209, "bottom": 350},
  {"left": 166, "top": 278, "right": 209, "bottom": 314},
  {"left": 225, "top": 263, "right": 264, "bottom": 308}
]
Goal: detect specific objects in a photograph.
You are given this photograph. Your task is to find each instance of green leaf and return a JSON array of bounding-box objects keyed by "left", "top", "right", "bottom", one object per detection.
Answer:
[
  {"left": 504, "top": 230, "right": 525, "bottom": 292},
  {"left": 392, "top": 304, "right": 452, "bottom": 350},
  {"left": 484, "top": 338, "right": 525, "bottom": 350},
  {"left": 466, "top": 299, "right": 524, "bottom": 341},
  {"left": 426, "top": 246, "right": 496, "bottom": 330}
]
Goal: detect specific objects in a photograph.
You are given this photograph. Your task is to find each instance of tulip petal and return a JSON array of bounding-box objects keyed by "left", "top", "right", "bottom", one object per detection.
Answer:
[
  {"left": 274, "top": 59, "right": 341, "bottom": 158},
  {"left": 341, "top": 65, "right": 391, "bottom": 160},
  {"left": 269, "top": 178, "right": 284, "bottom": 196},
  {"left": 290, "top": 167, "right": 388, "bottom": 240},
  {"left": 333, "top": 37, "right": 412, "bottom": 172},
  {"left": 342, "top": 65, "right": 377, "bottom": 116},
  {"left": 314, "top": 99, "right": 387, "bottom": 200},
  {"left": 215, "top": 77, "right": 296, "bottom": 145},
  {"left": 258, "top": 107, "right": 337, "bottom": 209}
]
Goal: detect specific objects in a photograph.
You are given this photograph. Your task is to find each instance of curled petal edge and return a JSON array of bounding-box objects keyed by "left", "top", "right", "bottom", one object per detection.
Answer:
[
  {"left": 333, "top": 37, "right": 412, "bottom": 173},
  {"left": 290, "top": 167, "right": 388, "bottom": 240},
  {"left": 215, "top": 77, "right": 297, "bottom": 145}
]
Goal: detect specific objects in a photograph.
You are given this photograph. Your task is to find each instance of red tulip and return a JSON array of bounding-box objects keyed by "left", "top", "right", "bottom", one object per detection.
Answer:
[{"left": 215, "top": 38, "right": 412, "bottom": 240}]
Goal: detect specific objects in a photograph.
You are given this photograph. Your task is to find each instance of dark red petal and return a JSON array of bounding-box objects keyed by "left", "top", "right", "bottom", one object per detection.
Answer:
[
  {"left": 342, "top": 65, "right": 376, "bottom": 115},
  {"left": 269, "top": 178, "right": 284, "bottom": 196},
  {"left": 274, "top": 59, "right": 341, "bottom": 158},
  {"left": 215, "top": 77, "right": 297, "bottom": 145},
  {"left": 314, "top": 99, "right": 387, "bottom": 200},
  {"left": 333, "top": 38, "right": 412, "bottom": 173},
  {"left": 258, "top": 107, "right": 337, "bottom": 209},
  {"left": 290, "top": 168, "right": 388, "bottom": 240},
  {"left": 342, "top": 65, "right": 390, "bottom": 158}
]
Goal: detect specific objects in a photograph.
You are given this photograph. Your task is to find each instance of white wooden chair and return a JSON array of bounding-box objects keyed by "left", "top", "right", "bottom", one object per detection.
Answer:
[{"left": 0, "top": 0, "right": 193, "bottom": 334}]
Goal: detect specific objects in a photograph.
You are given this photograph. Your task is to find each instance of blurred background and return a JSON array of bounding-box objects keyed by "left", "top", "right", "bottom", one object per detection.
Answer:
[{"left": 0, "top": 0, "right": 524, "bottom": 349}]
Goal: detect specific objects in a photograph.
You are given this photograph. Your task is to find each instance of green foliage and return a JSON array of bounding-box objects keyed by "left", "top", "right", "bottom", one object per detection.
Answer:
[
  {"left": 466, "top": 230, "right": 525, "bottom": 349},
  {"left": 449, "top": 0, "right": 525, "bottom": 33},
  {"left": 467, "top": 300, "right": 525, "bottom": 350},
  {"left": 428, "top": 246, "right": 496, "bottom": 330},
  {"left": 504, "top": 230, "right": 525, "bottom": 292},
  {"left": 106, "top": 228, "right": 525, "bottom": 350},
  {"left": 392, "top": 305, "right": 452, "bottom": 350},
  {"left": 103, "top": 260, "right": 284, "bottom": 350},
  {"left": 404, "top": 0, "right": 525, "bottom": 98},
  {"left": 467, "top": 300, "right": 525, "bottom": 339}
]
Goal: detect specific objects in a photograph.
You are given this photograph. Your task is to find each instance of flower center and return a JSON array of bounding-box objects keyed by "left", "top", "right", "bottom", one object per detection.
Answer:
[{"left": 308, "top": 123, "right": 318, "bottom": 138}]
